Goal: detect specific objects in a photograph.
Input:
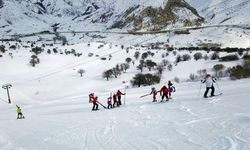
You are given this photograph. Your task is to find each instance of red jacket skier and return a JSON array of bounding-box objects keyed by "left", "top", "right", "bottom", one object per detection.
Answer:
[
  {"left": 107, "top": 96, "right": 112, "bottom": 109},
  {"left": 113, "top": 94, "right": 118, "bottom": 107},
  {"left": 150, "top": 87, "right": 158, "bottom": 102},
  {"left": 116, "top": 90, "right": 125, "bottom": 106},
  {"left": 91, "top": 96, "right": 99, "bottom": 111},
  {"left": 160, "top": 86, "right": 169, "bottom": 101}
]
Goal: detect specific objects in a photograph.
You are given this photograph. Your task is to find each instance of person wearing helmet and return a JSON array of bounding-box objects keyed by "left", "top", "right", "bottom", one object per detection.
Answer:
[
  {"left": 160, "top": 86, "right": 169, "bottom": 102},
  {"left": 201, "top": 74, "right": 217, "bottom": 98},
  {"left": 16, "top": 105, "right": 25, "bottom": 119},
  {"left": 150, "top": 87, "right": 158, "bottom": 102},
  {"left": 91, "top": 95, "right": 99, "bottom": 111}
]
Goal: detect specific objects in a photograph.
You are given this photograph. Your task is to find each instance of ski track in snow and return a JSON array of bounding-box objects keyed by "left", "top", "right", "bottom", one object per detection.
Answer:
[
  {"left": 0, "top": 40, "right": 250, "bottom": 149},
  {"left": 1, "top": 79, "right": 250, "bottom": 150}
]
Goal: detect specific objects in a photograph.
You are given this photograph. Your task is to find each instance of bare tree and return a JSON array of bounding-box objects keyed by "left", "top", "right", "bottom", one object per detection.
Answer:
[
  {"left": 103, "top": 69, "right": 113, "bottom": 81},
  {"left": 213, "top": 64, "right": 225, "bottom": 78},
  {"left": 156, "top": 65, "right": 165, "bottom": 75},
  {"left": 121, "top": 63, "right": 130, "bottom": 73},
  {"left": 125, "top": 57, "right": 132, "bottom": 64},
  {"left": 30, "top": 55, "right": 40, "bottom": 67},
  {"left": 146, "top": 60, "right": 157, "bottom": 71},
  {"left": 78, "top": 69, "right": 85, "bottom": 77}
]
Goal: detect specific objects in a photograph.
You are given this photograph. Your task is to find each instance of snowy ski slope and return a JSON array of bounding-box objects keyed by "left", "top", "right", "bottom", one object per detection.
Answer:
[{"left": 0, "top": 41, "right": 250, "bottom": 149}]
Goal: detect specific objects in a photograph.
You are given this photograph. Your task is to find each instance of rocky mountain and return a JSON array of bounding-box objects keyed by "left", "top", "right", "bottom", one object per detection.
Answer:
[{"left": 0, "top": 0, "right": 249, "bottom": 48}]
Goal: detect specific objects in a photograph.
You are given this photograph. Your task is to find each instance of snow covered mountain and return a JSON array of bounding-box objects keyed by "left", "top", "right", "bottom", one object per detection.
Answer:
[{"left": 0, "top": 0, "right": 249, "bottom": 36}]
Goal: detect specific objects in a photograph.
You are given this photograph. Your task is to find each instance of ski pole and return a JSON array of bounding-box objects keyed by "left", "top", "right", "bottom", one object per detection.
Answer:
[
  {"left": 124, "top": 86, "right": 127, "bottom": 105},
  {"left": 140, "top": 93, "right": 151, "bottom": 98},
  {"left": 215, "top": 82, "right": 222, "bottom": 94},
  {"left": 97, "top": 101, "right": 107, "bottom": 109},
  {"left": 198, "top": 82, "right": 203, "bottom": 97}
]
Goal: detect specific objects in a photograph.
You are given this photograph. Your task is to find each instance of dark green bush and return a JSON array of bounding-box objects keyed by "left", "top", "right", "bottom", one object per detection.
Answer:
[
  {"left": 193, "top": 52, "right": 203, "bottom": 60},
  {"left": 229, "top": 60, "right": 250, "bottom": 80},
  {"left": 243, "top": 54, "right": 250, "bottom": 60},
  {"left": 219, "top": 54, "right": 239, "bottom": 62},
  {"left": 131, "top": 73, "right": 160, "bottom": 87},
  {"left": 210, "top": 52, "right": 220, "bottom": 60},
  {"left": 182, "top": 54, "right": 191, "bottom": 61}
]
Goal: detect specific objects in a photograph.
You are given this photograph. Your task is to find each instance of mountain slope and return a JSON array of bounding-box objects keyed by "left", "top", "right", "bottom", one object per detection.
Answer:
[
  {"left": 3, "top": 0, "right": 249, "bottom": 34},
  {"left": 109, "top": 0, "right": 205, "bottom": 31},
  {"left": 0, "top": 0, "right": 249, "bottom": 48},
  {"left": 186, "top": 0, "right": 250, "bottom": 25}
]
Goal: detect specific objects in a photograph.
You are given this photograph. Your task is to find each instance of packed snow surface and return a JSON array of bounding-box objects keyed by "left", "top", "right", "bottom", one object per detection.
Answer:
[
  {"left": 0, "top": 42, "right": 250, "bottom": 150},
  {"left": 0, "top": 79, "right": 250, "bottom": 150}
]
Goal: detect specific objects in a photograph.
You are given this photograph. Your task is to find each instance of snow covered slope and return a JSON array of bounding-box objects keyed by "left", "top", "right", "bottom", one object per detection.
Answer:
[
  {"left": 186, "top": 0, "right": 250, "bottom": 25},
  {"left": 1, "top": 72, "right": 250, "bottom": 149},
  {"left": 0, "top": 41, "right": 250, "bottom": 149}
]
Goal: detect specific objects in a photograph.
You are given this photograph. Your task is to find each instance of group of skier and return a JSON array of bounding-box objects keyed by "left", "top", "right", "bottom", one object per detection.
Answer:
[
  {"left": 14, "top": 74, "right": 219, "bottom": 117},
  {"left": 149, "top": 81, "right": 176, "bottom": 102},
  {"left": 89, "top": 90, "right": 126, "bottom": 111},
  {"left": 88, "top": 74, "right": 219, "bottom": 111}
]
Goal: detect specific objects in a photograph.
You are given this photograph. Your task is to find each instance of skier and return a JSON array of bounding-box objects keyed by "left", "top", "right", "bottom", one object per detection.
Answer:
[
  {"left": 150, "top": 87, "right": 158, "bottom": 102},
  {"left": 89, "top": 93, "right": 94, "bottom": 103},
  {"left": 91, "top": 95, "right": 99, "bottom": 111},
  {"left": 160, "top": 86, "right": 169, "bottom": 102},
  {"left": 201, "top": 74, "right": 217, "bottom": 98},
  {"left": 113, "top": 93, "right": 118, "bottom": 107},
  {"left": 116, "top": 90, "right": 125, "bottom": 106},
  {"left": 168, "top": 81, "right": 175, "bottom": 99},
  {"left": 107, "top": 96, "right": 113, "bottom": 109},
  {"left": 16, "top": 105, "right": 24, "bottom": 119}
]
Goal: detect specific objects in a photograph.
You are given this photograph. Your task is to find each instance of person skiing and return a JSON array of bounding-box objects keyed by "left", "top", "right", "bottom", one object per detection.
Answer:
[
  {"left": 107, "top": 96, "right": 113, "bottom": 109},
  {"left": 113, "top": 93, "right": 118, "bottom": 107},
  {"left": 160, "top": 86, "right": 169, "bottom": 102},
  {"left": 150, "top": 87, "right": 158, "bottom": 102},
  {"left": 116, "top": 90, "right": 125, "bottom": 106},
  {"left": 201, "top": 74, "right": 217, "bottom": 98},
  {"left": 16, "top": 105, "right": 24, "bottom": 119},
  {"left": 89, "top": 93, "right": 94, "bottom": 103},
  {"left": 91, "top": 95, "right": 99, "bottom": 111},
  {"left": 168, "top": 81, "right": 175, "bottom": 98}
]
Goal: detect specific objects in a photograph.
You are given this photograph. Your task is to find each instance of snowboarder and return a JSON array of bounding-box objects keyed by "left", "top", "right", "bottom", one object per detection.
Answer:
[
  {"left": 16, "top": 105, "right": 24, "bottom": 119},
  {"left": 201, "top": 74, "right": 217, "bottom": 98},
  {"left": 113, "top": 93, "right": 118, "bottom": 107},
  {"left": 168, "top": 81, "right": 175, "bottom": 99},
  {"left": 91, "top": 95, "right": 99, "bottom": 111},
  {"left": 116, "top": 90, "right": 125, "bottom": 106},
  {"left": 160, "top": 86, "right": 169, "bottom": 102},
  {"left": 107, "top": 96, "right": 113, "bottom": 109},
  {"left": 150, "top": 87, "right": 158, "bottom": 102}
]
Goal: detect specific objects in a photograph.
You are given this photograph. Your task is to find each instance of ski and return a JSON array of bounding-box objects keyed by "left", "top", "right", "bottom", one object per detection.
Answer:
[
  {"left": 209, "top": 93, "right": 223, "bottom": 97},
  {"left": 97, "top": 101, "right": 107, "bottom": 109},
  {"left": 17, "top": 117, "right": 25, "bottom": 119},
  {"left": 204, "top": 93, "right": 223, "bottom": 98},
  {"left": 215, "top": 93, "right": 223, "bottom": 96},
  {"left": 140, "top": 93, "right": 151, "bottom": 98}
]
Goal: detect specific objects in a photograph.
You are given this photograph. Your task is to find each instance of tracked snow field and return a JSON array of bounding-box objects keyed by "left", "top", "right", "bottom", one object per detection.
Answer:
[
  {"left": 0, "top": 79, "right": 250, "bottom": 150},
  {"left": 0, "top": 41, "right": 250, "bottom": 150}
]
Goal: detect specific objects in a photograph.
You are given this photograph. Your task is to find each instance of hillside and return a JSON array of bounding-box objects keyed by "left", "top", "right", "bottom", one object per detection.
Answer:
[
  {"left": 0, "top": 0, "right": 204, "bottom": 34},
  {"left": 0, "top": 1, "right": 250, "bottom": 149},
  {"left": 0, "top": 41, "right": 250, "bottom": 149},
  {"left": 0, "top": 0, "right": 249, "bottom": 33}
]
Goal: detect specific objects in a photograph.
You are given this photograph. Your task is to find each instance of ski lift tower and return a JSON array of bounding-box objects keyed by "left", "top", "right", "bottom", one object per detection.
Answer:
[
  {"left": 2, "top": 83, "right": 12, "bottom": 104},
  {"left": 122, "top": 81, "right": 129, "bottom": 105}
]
